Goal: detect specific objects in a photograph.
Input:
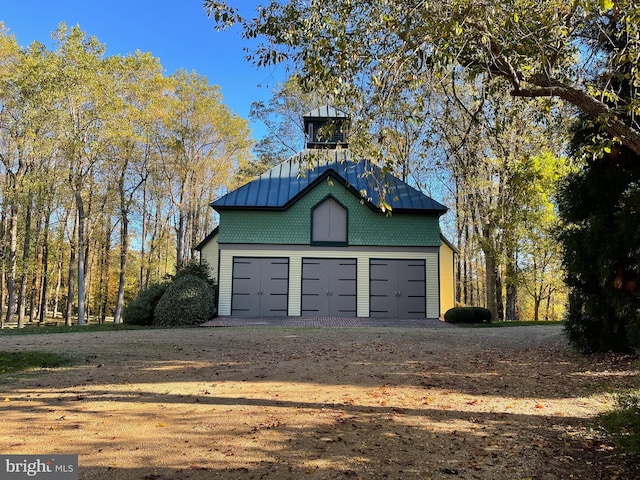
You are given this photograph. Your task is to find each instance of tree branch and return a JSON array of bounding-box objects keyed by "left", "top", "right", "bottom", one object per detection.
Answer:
[{"left": 512, "top": 75, "right": 640, "bottom": 155}]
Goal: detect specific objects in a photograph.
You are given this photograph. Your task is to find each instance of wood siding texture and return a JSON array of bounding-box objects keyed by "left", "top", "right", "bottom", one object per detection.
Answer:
[
  {"left": 199, "top": 233, "right": 219, "bottom": 284},
  {"left": 425, "top": 252, "right": 440, "bottom": 318},
  {"left": 439, "top": 240, "right": 456, "bottom": 316}
]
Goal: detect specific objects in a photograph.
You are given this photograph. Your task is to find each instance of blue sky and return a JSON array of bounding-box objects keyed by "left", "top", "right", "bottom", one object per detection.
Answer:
[{"left": 0, "top": 0, "right": 284, "bottom": 140}]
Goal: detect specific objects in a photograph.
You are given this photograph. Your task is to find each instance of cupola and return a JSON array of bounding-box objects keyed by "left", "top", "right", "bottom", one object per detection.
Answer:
[{"left": 303, "top": 105, "right": 349, "bottom": 149}]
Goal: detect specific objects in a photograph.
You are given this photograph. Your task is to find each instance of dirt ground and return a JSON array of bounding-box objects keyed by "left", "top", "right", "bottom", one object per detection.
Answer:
[{"left": 0, "top": 325, "right": 638, "bottom": 480}]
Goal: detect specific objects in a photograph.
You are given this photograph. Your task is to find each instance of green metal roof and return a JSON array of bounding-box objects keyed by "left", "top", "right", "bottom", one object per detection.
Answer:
[{"left": 212, "top": 150, "right": 447, "bottom": 215}]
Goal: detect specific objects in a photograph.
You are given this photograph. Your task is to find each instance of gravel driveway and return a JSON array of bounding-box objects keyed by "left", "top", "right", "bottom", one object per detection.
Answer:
[{"left": 1, "top": 324, "right": 637, "bottom": 479}]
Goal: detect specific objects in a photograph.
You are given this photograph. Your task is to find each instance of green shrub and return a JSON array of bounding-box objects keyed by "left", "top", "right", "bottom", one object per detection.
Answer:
[
  {"left": 444, "top": 306, "right": 492, "bottom": 324},
  {"left": 471, "top": 307, "right": 492, "bottom": 323},
  {"left": 123, "top": 282, "right": 169, "bottom": 326},
  {"left": 174, "top": 259, "right": 216, "bottom": 286},
  {"left": 153, "top": 274, "right": 216, "bottom": 327},
  {"left": 601, "top": 389, "right": 640, "bottom": 454}
]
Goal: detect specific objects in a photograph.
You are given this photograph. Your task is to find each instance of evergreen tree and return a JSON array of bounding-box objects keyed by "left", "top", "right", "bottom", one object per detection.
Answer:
[{"left": 558, "top": 142, "right": 640, "bottom": 352}]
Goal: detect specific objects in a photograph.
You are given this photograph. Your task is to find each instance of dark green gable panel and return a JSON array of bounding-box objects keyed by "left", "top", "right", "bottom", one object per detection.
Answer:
[{"left": 218, "top": 178, "right": 441, "bottom": 247}]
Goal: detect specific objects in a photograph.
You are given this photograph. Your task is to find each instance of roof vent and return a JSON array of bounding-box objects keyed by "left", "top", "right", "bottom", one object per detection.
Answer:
[{"left": 302, "top": 105, "right": 349, "bottom": 149}]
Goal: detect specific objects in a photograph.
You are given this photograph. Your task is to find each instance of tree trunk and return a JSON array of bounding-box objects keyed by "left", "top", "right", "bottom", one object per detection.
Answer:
[
  {"left": 38, "top": 211, "right": 51, "bottom": 324},
  {"left": 176, "top": 210, "right": 185, "bottom": 271},
  {"left": 139, "top": 179, "right": 147, "bottom": 292},
  {"left": 5, "top": 203, "right": 19, "bottom": 325},
  {"left": 75, "top": 191, "right": 86, "bottom": 326},
  {"left": 29, "top": 267, "right": 38, "bottom": 324},
  {"left": 113, "top": 218, "right": 128, "bottom": 324},
  {"left": 506, "top": 283, "right": 517, "bottom": 320},
  {"left": 53, "top": 255, "right": 62, "bottom": 319},
  {"left": 65, "top": 214, "right": 77, "bottom": 326},
  {"left": 29, "top": 206, "right": 45, "bottom": 324},
  {"left": 505, "top": 250, "right": 518, "bottom": 321},
  {"left": 544, "top": 290, "right": 553, "bottom": 321},
  {"left": 113, "top": 166, "right": 130, "bottom": 324},
  {"left": 495, "top": 266, "right": 504, "bottom": 321},
  {"left": 17, "top": 194, "right": 33, "bottom": 328},
  {"left": 0, "top": 203, "right": 7, "bottom": 327},
  {"left": 485, "top": 252, "right": 498, "bottom": 321},
  {"left": 100, "top": 223, "right": 111, "bottom": 323}
]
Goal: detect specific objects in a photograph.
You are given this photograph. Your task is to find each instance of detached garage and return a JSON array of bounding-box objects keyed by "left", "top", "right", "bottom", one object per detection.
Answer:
[{"left": 197, "top": 106, "right": 455, "bottom": 320}]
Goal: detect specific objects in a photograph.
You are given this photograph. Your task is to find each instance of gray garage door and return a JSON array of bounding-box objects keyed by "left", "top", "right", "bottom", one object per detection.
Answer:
[
  {"left": 301, "top": 258, "right": 357, "bottom": 316},
  {"left": 370, "top": 259, "right": 426, "bottom": 318},
  {"left": 232, "top": 257, "right": 289, "bottom": 316}
]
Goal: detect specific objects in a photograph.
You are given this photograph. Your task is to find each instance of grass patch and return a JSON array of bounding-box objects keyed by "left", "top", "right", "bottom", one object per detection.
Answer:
[
  {"left": 600, "top": 389, "right": 640, "bottom": 454},
  {"left": 0, "top": 351, "right": 70, "bottom": 375},
  {"left": 0, "top": 323, "right": 150, "bottom": 336},
  {"left": 458, "top": 320, "right": 564, "bottom": 328}
]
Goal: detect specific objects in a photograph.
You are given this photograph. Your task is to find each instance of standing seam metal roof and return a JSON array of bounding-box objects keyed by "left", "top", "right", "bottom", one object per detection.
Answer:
[{"left": 211, "top": 149, "right": 447, "bottom": 214}]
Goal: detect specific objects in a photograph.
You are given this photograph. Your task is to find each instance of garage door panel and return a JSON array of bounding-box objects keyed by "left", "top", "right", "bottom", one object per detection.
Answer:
[
  {"left": 369, "top": 259, "right": 426, "bottom": 318},
  {"left": 300, "top": 289, "right": 323, "bottom": 314},
  {"left": 404, "top": 278, "right": 426, "bottom": 297},
  {"left": 232, "top": 258, "right": 255, "bottom": 277},
  {"left": 335, "top": 273, "right": 357, "bottom": 296},
  {"left": 301, "top": 258, "right": 357, "bottom": 317},
  {"left": 399, "top": 295, "right": 426, "bottom": 317},
  {"left": 262, "top": 292, "right": 288, "bottom": 314},
  {"left": 369, "top": 278, "right": 390, "bottom": 297},
  {"left": 332, "top": 290, "right": 357, "bottom": 315},
  {"left": 369, "top": 295, "right": 396, "bottom": 317},
  {"left": 301, "top": 260, "right": 324, "bottom": 315},
  {"left": 232, "top": 257, "right": 289, "bottom": 317},
  {"left": 232, "top": 258, "right": 259, "bottom": 316}
]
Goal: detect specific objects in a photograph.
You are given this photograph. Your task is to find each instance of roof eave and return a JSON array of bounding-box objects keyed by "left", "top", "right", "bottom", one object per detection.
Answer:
[{"left": 194, "top": 226, "right": 219, "bottom": 251}]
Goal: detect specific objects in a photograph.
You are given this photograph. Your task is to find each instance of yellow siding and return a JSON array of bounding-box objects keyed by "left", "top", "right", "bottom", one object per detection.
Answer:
[
  {"left": 439, "top": 240, "right": 456, "bottom": 317},
  {"left": 199, "top": 234, "right": 219, "bottom": 284}
]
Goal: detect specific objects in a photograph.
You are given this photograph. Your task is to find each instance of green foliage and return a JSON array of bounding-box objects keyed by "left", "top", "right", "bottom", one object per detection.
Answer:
[
  {"left": 0, "top": 351, "right": 69, "bottom": 375},
  {"left": 444, "top": 307, "right": 492, "bottom": 324},
  {"left": 205, "top": 0, "right": 640, "bottom": 155},
  {"left": 557, "top": 6, "right": 640, "bottom": 352},
  {"left": 153, "top": 274, "right": 216, "bottom": 327},
  {"left": 600, "top": 390, "right": 640, "bottom": 455},
  {"left": 0, "top": 23, "right": 250, "bottom": 330},
  {"left": 558, "top": 144, "right": 640, "bottom": 353},
  {"left": 123, "top": 282, "right": 169, "bottom": 326},
  {"left": 174, "top": 260, "right": 216, "bottom": 286}
]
